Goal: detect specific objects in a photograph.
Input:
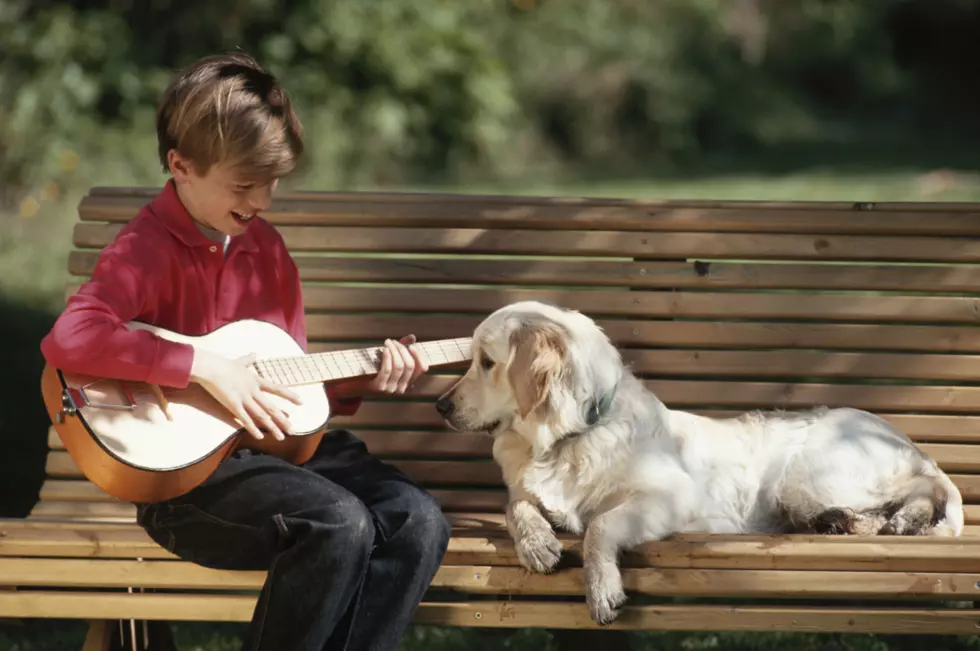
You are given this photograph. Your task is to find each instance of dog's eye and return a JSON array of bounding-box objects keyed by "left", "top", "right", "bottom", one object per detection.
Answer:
[{"left": 481, "top": 356, "right": 495, "bottom": 371}]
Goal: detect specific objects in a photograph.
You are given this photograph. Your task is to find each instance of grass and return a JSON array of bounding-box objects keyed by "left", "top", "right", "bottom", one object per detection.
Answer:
[{"left": 5, "top": 142, "right": 980, "bottom": 650}]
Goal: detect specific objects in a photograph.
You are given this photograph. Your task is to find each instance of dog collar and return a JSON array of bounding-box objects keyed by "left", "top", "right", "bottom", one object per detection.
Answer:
[{"left": 585, "top": 384, "right": 617, "bottom": 427}]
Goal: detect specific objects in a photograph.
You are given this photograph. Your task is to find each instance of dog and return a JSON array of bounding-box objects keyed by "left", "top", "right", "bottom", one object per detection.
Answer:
[{"left": 435, "top": 300, "right": 964, "bottom": 625}]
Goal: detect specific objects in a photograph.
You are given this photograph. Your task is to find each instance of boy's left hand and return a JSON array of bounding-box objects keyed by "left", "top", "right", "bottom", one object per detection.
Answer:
[{"left": 368, "top": 334, "right": 429, "bottom": 394}]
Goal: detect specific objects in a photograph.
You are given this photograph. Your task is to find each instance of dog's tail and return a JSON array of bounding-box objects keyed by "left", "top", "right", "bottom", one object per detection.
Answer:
[
  {"left": 879, "top": 469, "right": 963, "bottom": 536},
  {"left": 807, "top": 469, "right": 963, "bottom": 537},
  {"left": 928, "top": 470, "right": 964, "bottom": 537}
]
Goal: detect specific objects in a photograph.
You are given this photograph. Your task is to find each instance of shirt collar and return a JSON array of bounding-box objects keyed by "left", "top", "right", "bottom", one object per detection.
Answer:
[{"left": 148, "top": 179, "right": 258, "bottom": 252}]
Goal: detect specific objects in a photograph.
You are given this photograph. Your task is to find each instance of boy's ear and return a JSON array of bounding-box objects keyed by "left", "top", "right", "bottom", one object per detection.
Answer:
[
  {"left": 506, "top": 323, "right": 566, "bottom": 421},
  {"left": 167, "top": 150, "right": 194, "bottom": 183}
]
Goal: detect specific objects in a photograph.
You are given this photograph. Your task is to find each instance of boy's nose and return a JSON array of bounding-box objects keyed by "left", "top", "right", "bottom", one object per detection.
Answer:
[
  {"left": 248, "top": 181, "right": 277, "bottom": 212},
  {"left": 248, "top": 192, "right": 272, "bottom": 212}
]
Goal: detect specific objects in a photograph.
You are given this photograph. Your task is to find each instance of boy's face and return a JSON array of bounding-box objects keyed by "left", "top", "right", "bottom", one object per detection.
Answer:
[{"left": 168, "top": 150, "right": 278, "bottom": 237}]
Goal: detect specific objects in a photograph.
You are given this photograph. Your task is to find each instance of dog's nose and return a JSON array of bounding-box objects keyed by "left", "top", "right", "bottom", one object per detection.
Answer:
[{"left": 435, "top": 396, "right": 454, "bottom": 417}]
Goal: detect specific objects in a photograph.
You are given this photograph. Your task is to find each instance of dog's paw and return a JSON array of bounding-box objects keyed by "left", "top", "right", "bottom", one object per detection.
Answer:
[
  {"left": 515, "top": 529, "right": 563, "bottom": 573},
  {"left": 587, "top": 582, "right": 627, "bottom": 625}
]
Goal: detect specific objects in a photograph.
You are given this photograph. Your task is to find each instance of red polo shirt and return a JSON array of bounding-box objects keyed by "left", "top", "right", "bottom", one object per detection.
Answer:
[{"left": 40, "top": 180, "right": 362, "bottom": 416}]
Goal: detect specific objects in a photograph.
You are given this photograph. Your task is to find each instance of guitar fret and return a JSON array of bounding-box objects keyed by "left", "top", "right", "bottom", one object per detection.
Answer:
[
  {"left": 339, "top": 351, "right": 357, "bottom": 378},
  {"left": 332, "top": 352, "right": 352, "bottom": 379},
  {"left": 278, "top": 357, "right": 296, "bottom": 385},
  {"left": 312, "top": 354, "right": 331, "bottom": 382},
  {"left": 358, "top": 348, "right": 377, "bottom": 375}
]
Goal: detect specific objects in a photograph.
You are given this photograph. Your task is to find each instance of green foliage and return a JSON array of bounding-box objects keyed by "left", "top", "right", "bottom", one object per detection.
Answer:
[{"left": 4, "top": 0, "right": 980, "bottom": 206}]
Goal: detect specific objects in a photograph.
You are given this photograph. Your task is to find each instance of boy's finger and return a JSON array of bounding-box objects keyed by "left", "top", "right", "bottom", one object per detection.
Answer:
[
  {"left": 374, "top": 342, "right": 393, "bottom": 391},
  {"left": 235, "top": 405, "right": 263, "bottom": 440},
  {"left": 260, "top": 379, "right": 302, "bottom": 405},
  {"left": 394, "top": 343, "right": 415, "bottom": 393},
  {"left": 248, "top": 397, "right": 284, "bottom": 441},
  {"left": 409, "top": 343, "right": 429, "bottom": 373},
  {"left": 256, "top": 394, "right": 292, "bottom": 437}
]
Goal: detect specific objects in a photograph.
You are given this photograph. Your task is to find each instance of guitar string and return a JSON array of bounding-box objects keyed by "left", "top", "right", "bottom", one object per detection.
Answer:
[{"left": 255, "top": 338, "right": 472, "bottom": 385}]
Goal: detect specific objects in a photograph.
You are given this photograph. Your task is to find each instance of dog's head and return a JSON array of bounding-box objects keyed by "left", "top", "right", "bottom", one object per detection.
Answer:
[{"left": 436, "top": 301, "right": 622, "bottom": 451}]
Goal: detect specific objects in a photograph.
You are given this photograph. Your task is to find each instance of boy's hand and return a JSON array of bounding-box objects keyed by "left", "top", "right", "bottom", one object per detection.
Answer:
[
  {"left": 190, "top": 349, "right": 302, "bottom": 441},
  {"left": 368, "top": 335, "right": 429, "bottom": 394},
  {"left": 331, "top": 335, "right": 429, "bottom": 400}
]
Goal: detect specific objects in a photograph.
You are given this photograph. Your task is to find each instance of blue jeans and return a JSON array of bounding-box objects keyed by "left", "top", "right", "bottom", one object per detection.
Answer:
[{"left": 136, "top": 429, "right": 452, "bottom": 651}]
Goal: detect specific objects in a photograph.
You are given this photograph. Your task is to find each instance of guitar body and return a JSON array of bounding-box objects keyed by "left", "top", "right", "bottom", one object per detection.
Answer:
[{"left": 41, "top": 319, "right": 332, "bottom": 504}]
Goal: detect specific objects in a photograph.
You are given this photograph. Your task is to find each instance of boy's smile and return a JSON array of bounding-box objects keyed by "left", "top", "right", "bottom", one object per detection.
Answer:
[{"left": 168, "top": 149, "right": 276, "bottom": 237}]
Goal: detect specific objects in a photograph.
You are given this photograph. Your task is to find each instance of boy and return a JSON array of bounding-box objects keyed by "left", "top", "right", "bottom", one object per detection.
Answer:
[{"left": 40, "top": 52, "right": 452, "bottom": 651}]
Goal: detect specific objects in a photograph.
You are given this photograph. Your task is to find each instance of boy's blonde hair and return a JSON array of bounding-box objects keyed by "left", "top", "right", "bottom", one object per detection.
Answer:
[{"left": 156, "top": 51, "right": 304, "bottom": 181}]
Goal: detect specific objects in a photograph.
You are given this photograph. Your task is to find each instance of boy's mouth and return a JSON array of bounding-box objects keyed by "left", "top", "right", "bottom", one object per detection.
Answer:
[{"left": 231, "top": 211, "right": 255, "bottom": 225}]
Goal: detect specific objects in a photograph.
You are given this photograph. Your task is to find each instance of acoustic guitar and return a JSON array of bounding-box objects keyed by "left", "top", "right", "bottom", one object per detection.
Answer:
[{"left": 41, "top": 319, "right": 472, "bottom": 504}]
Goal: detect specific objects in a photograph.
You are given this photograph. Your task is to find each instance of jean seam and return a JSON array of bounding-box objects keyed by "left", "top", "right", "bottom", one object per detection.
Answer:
[
  {"left": 168, "top": 503, "right": 257, "bottom": 534},
  {"left": 245, "top": 551, "right": 281, "bottom": 651}
]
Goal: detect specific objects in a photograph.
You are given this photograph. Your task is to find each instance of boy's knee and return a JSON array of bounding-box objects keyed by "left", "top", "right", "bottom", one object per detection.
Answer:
[
  {"left": 404, "top": 493, "right": 452, "bottom": 561},
  {"left": 306, "top": 495, "right": 375, "bottom": 555},
  {"left": 337, "top": 497, "right": 376, "bottom": 550}
]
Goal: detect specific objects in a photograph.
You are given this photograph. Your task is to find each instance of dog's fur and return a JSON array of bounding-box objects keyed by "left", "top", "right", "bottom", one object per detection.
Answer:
[{"left": 436, "top": 301, "right": 965, "bottom": 625}]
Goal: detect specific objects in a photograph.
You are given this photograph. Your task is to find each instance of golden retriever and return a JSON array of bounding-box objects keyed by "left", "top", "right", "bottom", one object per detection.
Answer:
[{"left": 435, "top": 300, "right": 964, "bottom": 625}]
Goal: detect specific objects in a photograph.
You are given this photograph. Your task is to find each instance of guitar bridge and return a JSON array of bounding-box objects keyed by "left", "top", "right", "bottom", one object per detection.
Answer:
[{"left": 58, "top": 380, "right": 137, "bottom": 423}]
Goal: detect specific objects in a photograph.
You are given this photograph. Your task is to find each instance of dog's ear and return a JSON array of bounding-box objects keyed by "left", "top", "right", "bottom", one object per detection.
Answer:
[{"left": 506, "top": 322, "right": 566, "bottom": 420}]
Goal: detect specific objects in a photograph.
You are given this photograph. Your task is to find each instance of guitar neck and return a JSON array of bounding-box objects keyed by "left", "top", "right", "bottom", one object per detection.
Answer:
[{"left": 252, "top": 337, "right": 473, "bottom": 387}]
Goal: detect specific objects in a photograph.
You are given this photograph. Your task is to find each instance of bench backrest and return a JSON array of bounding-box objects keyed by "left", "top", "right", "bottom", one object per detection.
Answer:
[{"left": 37, "top": 187, "right": 980, "bottom": 525}]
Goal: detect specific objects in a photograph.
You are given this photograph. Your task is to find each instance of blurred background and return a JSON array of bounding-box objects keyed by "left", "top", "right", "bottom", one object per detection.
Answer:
[{"left": 3, "top": 0, "right": 980, "bottom": 649}]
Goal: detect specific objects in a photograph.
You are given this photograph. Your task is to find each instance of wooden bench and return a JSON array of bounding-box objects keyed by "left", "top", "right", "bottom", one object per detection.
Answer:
[{"left": 7, "top": 187, "right": 980, "bottom": 647}]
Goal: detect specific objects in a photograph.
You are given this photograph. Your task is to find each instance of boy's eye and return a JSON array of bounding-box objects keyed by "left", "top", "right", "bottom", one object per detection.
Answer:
[{"left": 481, "top": 356, "right": 495, "bottom": 371}]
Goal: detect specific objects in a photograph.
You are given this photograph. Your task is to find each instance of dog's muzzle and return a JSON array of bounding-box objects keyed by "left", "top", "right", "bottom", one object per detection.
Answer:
[{"left": 435, "top": 396, "right": 454, "bottom": 418}]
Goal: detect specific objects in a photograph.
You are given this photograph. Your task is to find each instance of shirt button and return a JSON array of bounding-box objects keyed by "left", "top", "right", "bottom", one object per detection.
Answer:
[{"left": 209, "top": 245, "right": 218, "bottom": 252}]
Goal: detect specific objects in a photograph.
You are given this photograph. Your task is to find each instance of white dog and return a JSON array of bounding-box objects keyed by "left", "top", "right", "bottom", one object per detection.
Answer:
[{"left": 435, "top": 300, "right": 964, "bottom": 625}]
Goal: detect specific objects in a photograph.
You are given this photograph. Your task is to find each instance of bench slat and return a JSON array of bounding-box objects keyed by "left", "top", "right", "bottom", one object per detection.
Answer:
[
  {"left": 37, "top": 453, "right": 980, "bottom": 501},
  {"left": 37, "top": 495, "right": 980, "bottom": 529},
  {"left": 45, "top": 426, "right": 496, "bottom": 457},
  {"left": 40, "top": 391, "right": 980, "bottom": 436},
  {"left": 42, "top": 455, "right": 504, "bottom": 487},
  {"left": 45, "top": 429, "right": 980, "bottom": 466},
  {"left": 170, "top": 286, "right": 980, "bottom": 324},
  {"left": 335, "top": 378, "right": 980, "bottom": 413},
  {"left": 7, "top": 520, "right": 980, "bottom": 571},
  {"left": 45, "top": 414, "right": 980, "bottom": 451},
  {"left": 416, "top": 602, "right": 980, "bottom": 633},
  {"left": 304, "top": 288, "right": 980, "bottom": 324},
  {"left": 61, "top": 282, "right": 980, "bottom": 324},
  {"left": 3, "top": 557, "right": 980, "bottom": 600},
  {"left": 28, "top": 491, "right": 509, "bottom": 521},
  {"left": 302, "top": 314, "right": 980, "bottom": 353},
  {"left": 30, "top": 484, "right": 980, "bottom": 527},
  {"left": 66, "top": 252, "right": 980, "bottom": 293},
  {"left": 77, "top": 191, "right": 980, "bottom": 236},
  {"left": 352, "top": 403, "right": 980, "bottom": 432},
  {"left": 72, "top": 223, "right": 980, "bottom": 262},
  {"left": 281, "top": 259, "right": 980, "bottom": 293},
  {"left": 4, "top": 591, "right": 979, "bottom": 632}
]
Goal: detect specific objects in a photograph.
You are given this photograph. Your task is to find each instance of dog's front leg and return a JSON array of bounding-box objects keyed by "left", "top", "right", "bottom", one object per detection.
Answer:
[
  {"left": 506, "top": 486, "right": 563, "bottom": 573},
  {"left": 584, "top": 499, "right": 674, "bottom": 625}
]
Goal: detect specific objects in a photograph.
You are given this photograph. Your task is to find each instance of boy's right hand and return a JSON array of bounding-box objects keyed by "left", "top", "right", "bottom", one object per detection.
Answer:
[{"left": 190, "top": 349, "right": 302, "bottom": 441}]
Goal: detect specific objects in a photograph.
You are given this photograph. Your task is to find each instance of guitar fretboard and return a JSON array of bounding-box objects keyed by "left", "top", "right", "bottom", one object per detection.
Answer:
[{"left": 252, "top": 337, "right": 473, "bottom": 387}]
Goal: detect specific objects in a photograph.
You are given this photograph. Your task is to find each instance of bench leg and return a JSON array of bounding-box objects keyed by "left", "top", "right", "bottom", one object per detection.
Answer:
[
  {"left": 82, "top": 619, "right": 177, "bottom": 651},
  {"left": 81, "top": 621, "right": 112, "bottom": 651}
]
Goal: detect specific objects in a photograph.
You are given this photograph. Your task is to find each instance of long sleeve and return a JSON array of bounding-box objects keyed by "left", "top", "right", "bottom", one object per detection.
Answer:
[
  {"left": 274, "top": 237, "right": 363, "bottom": 418},
  {"left": 40, "top": 248, "right": 195, "bottom": 388}
]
